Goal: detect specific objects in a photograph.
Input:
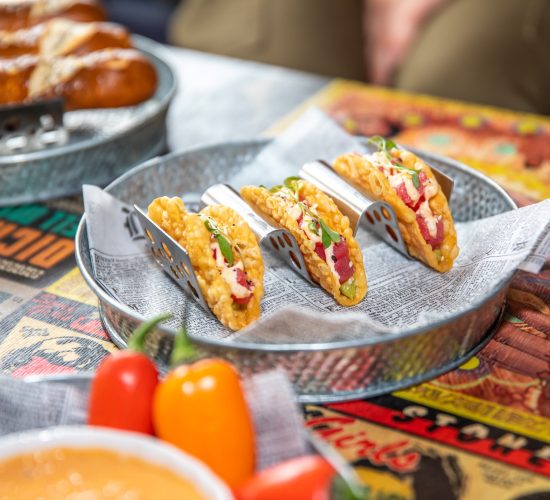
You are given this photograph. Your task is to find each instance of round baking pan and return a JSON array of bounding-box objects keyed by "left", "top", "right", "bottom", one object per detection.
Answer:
[
  {"left": 75, "top": 139, "right": 516, "bottom": 402},
  {"left": 0, "top": 35, "right": 176, "bottom": 206}
]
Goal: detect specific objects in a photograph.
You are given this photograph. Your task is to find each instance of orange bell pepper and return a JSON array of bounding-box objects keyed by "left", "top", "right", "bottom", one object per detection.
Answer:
[{"left": 153, "top": 329, "right": 255, "bottom": 488}]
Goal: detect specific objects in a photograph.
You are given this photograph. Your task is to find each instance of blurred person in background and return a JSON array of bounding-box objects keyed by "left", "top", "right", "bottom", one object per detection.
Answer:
[{"left": 168, "top": 0, "right": 550, "bottom": 115}]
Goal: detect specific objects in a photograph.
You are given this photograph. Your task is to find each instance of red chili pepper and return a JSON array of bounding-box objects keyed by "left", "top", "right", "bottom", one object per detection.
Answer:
[
  {"left": 87, "top": 313, "right": 171, "bottom": 434},
  {"left": 234, "top": 455, "right": 335, "bottom": 500},
  {"left": 235, "top": 454, "right": 366, "bottom": 500}
]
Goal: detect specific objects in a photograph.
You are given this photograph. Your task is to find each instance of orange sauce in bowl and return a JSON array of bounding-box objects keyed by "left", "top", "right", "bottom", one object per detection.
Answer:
[{"left": 0, "top": 447, "right": 207, "bottom": 499}]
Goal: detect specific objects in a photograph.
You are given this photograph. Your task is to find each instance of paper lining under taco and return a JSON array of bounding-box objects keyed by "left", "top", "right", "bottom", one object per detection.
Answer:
[
  {"left": 333, "top": 137, "right": 459, "bottom": 272},
  {"left": 241, "top": 178, "right": 367, "bottom": 306},
  {"left": 147, "top": 196, "right": 264, "bottom": 330}
]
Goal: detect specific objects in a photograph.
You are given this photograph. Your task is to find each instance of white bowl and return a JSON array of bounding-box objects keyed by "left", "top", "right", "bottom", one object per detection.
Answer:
[{"left": 0, "top": 426, "right": 233, "bottom": 500}]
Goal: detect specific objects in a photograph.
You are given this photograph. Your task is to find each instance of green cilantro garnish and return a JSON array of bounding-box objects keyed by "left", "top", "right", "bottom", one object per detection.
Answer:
[
  {"left": 308, "top": 220, "right": 319, "bottom": 235},
  {"left": 368, "top": 135, "right": 396, "bottom": 152},
  {"left": 215, "top": 233, "right": 234, "bottom": 265},
  {"left": 270, "top": 177, "right": 342, "bottom": 250},
  {"left": 368, "top": 135, "right": 421, "bottom": 188},
  {"left": 319, "top": 218, "right": 341, "bottom": 249},
  {"left": 203, "top": 216, "right": 234, "bottom": 265},
  {"left": 283, "top": 176, "right": 301, "bottom": 190}
]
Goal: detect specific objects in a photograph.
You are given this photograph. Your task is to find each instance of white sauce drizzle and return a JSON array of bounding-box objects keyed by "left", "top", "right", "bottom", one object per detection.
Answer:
[
  {"left": 0, "top": 24, "right": 43, "bottom": 48},
  {"left": 417, "top": 200, "right": 441, "bottom": 238},
  {"left": 364, "top": 151, "right": 441, "bottom": 238},
  {"left": 210, "top": 239, "right": 253, "bottom": 299},
  {"left": 271, "top": 187, "right": 345, "bottom": 281},
  {"left": 366, "top": 151, "right": 420, "bottom": 204},
  {"left": 298, "top": 213, "right": 322, "bottom": 244}
]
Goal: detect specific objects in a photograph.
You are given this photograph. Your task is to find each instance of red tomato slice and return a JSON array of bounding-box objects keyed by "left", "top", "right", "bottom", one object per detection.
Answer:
[
  {"left": 332, "top": 240, "right": 354, "bottom": 283},
  {"left": 416, "top": 214, "right": 444, "bottom": 249},
  {"left": 395, "top": 182, "right": 414, "bottom": 207},
  {"left": 232, "top": 267, "right": 253, "bottom": 305},
  {"left": 314, "top": 242, "right": 326, "bottom": 261},
  {"left": 232, "top": 294, "right": 252, "bottom": 305}
]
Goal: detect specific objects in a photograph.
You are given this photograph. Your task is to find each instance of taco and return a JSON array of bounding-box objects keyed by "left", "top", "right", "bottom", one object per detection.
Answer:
[
  {"left": 147, "top": 196, "right": 264, "bottom": 330},
  {"left": 333, "top": 137, "right": 459, "bottom": 272},
  {"left": 241, "top": 178, "right": 367, "bottom": 306}
]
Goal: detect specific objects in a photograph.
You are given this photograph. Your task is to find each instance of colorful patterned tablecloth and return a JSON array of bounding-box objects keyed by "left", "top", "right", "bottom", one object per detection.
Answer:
[{"left": 1, "top": 80, "right": 549, "bottom": 499}]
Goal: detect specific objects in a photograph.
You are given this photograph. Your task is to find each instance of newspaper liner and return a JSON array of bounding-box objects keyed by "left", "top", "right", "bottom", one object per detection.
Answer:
[
  {"left": 83, "top": 109, "right": 550, "bottom": 343},
  {"left": 0, "top": 370, "right": 308, "bottom": 471}
]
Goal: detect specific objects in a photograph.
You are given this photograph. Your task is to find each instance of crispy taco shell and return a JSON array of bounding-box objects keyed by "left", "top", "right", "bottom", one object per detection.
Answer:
[
  {"left": 147, "top": 197, "right": 264, "bottom": 330},
  {"left": 333, "top": 150, "right": 459, "bottom": 272},
  {"left": 241, "top": 181, "right": 367, "bottom": 306}
]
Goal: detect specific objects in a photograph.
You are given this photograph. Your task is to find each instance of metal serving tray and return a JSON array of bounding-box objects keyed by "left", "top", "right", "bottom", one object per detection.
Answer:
[
  {"left": 75, "top": 139, "right": 516, "bottom": 403},
  {"left": 0, "top": 35, "right": 176, "bottom": 206}
]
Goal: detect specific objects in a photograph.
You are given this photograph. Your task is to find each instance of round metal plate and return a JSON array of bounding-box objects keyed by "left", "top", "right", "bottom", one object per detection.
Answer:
[
  {"left": 75, "top": 139, "right": 517, "bottom": 402},
  {"left": 0, "top": 35, "right": 176, "bottom": 205}
]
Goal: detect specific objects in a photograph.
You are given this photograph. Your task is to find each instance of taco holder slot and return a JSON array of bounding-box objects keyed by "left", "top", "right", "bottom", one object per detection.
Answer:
[
  {"left": 201, "top": 184, "right": 314, "bottom": 284},
  {"left": 133, "top": 205, "right": 213, "bottom": 316},
  {"left": 299, "top": 160, "right": 411, "bottom": 257},
  {"left": 0, "top": 98, "right": 68, "bottom": 154}
]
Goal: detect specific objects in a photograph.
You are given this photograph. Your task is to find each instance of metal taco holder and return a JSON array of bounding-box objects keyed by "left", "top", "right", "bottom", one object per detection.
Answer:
[
  {"left": 201, "top": 184, "right": 313, "bottom": 283},
  {"left": 299, "top": 155, "right": 454, "bottom": 259},
  {"left": 133, "top": 205, "right": 212, "bottom": 316},
  {"left": 132, "top": 183, "right": 315, "bottom": 316},
  {"left": 75, "top": 139, "right": 517, "bottom": 403}
]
